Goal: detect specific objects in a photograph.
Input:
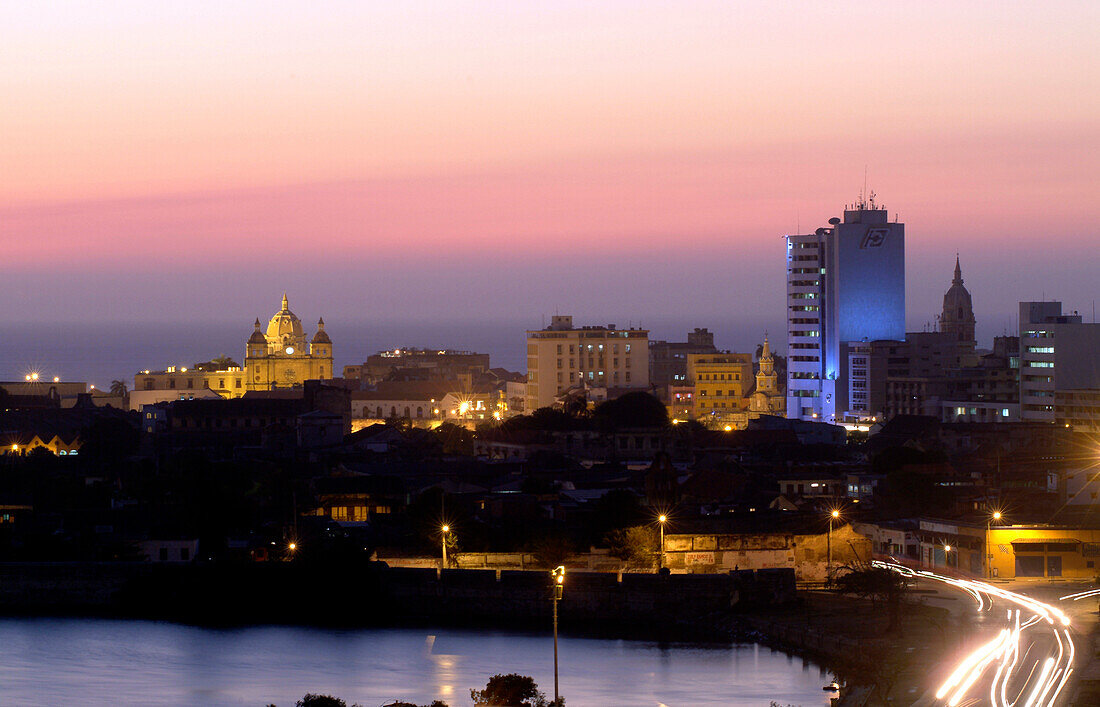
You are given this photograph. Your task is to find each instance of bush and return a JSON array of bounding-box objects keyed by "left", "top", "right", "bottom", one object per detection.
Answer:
[{"left": 471, "top": 674, "right": 562, "bottom": 706}]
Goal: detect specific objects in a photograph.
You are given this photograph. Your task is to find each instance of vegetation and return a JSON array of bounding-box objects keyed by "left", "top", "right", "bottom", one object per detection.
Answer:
[
  {"left": 471, "top": 674, "right": 562, "bottom": 707},
  {"left": 604, "top": 525, "right": 658, "bottom": 569},
  {"left": 834, "top": 563, "right": 910, "bottom": 633}
]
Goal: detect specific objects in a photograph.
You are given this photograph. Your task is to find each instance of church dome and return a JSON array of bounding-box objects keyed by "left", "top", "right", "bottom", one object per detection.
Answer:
[
  {"left": 311, "top": 317, "right": 331, "bottom": 344},
  {"left": 266, "top": 293, "right": 304, "bottom": 341},
  {"left": 248, "top": 318, "right": 267, "bottom": 345},
  {"left": 941, "top": 257, "right": 976, "bottom": 344}
]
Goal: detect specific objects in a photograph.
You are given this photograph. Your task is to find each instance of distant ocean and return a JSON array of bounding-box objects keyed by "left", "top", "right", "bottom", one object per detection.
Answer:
[{"left": 0, "top": 317, "right": 775, "bottom": 388}]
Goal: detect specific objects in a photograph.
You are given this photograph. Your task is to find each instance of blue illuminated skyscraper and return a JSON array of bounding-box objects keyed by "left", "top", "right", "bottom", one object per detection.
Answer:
[{"left": 785, "top": 194, "right": 905, "bottom": 423}]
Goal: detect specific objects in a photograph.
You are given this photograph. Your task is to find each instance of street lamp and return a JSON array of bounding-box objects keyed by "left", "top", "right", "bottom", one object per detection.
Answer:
[
  {"left": 441, "top": 524, "right": 450, "bottom": 569},
  {"left": 986, "top": 511, "right": 1003, "bottom": 578},
  {"left": 827, "top": 509, "right": 840, "bottom": 583},
  {"left": 657, "top": 514, "right": 667, "bottom": 571},
  {"left": 944, "top": 544, "right": 952, "bottom": 570},
  {"left": 550, "top": 565, "right": 565, "bottom": 705}
]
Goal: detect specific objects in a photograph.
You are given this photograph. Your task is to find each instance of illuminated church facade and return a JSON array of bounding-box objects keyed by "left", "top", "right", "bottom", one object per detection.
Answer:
[{"left": 244, "top": 294, "right": 334, "bottom": 391}]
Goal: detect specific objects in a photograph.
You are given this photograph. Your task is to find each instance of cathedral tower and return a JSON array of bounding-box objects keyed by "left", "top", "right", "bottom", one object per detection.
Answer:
[
  {"left": 244, "top": 294, "right": 334, "bottom": 390},
  {"left": 940, "top": 256, "right": 976, "bottom": 349}
]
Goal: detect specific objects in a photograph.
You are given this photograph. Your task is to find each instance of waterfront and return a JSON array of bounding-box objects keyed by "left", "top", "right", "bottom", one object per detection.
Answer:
[{"left": 0, "top": 618, "right": 832, "bottom": 706}]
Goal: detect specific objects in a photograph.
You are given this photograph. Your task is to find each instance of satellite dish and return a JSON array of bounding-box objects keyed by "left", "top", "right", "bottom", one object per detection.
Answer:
[{"left": 828, "top": 217, "right": 841, "bottom": 225}]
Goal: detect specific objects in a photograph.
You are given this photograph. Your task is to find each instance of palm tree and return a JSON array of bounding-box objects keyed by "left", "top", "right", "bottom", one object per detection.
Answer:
[{"left": 109, "top": 380, "right": 128, "bottom": 399}]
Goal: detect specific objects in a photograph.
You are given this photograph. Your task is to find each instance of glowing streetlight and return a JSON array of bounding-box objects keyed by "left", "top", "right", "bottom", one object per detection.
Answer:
[
  {"left": 827, "top": 509, "right": 841, "bottom": 583},
  {"left": 986, "top": 510, "right": 1003, "bottom": 578},
  {"left": 288, "top": 542, "right": 297, "bottom": 552},
  {"left": 657, "top": 514, "right": 668, "bottom": 571},
  {"left": 550, "top": 565, "right": 565, "bottom": 704},
  {"left": 441, "top": 524, "right": 450, "bottom": 569}
]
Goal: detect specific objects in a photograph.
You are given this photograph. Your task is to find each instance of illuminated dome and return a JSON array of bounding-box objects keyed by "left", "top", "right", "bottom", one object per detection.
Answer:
[
  {"left": 311, "top": 317, "right": 331, "bottom": 344},
  {"left": 266, "top": 293, "right": 305, "bottom": 344},
  {"left": 247, "top": 318, "right": 267, "bottom": 345}
]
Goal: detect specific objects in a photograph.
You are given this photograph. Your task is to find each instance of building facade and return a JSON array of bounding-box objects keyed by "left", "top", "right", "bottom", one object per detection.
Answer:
[
  {"left": 1019, "top": 301, "right": 1100, "bottom": 423},
  {"left": 525, "top": 316, "right": 649, "bottom": 411},
  {"left": 786, "top": 196, "right": 905, "bottom": 423},
  {"left": 648, "top": 328, "right": 717, "bottom": 402},
  {"left": 939, "top": 256, "right": 977, "bottom": 348},
  {"left": 688, "top": 352, "right": 753, "bottom": 427},
  {"left": 244, "top": 294, "right": 334, "bottom": 392}
]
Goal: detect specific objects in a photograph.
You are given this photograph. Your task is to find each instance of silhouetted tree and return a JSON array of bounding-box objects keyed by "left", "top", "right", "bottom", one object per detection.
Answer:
[
  {"left": 593, "top": 392, "right": 668, "bottom": 430},
  {"left": 471, "top": 674, "right": 560, "bottom": 707}
]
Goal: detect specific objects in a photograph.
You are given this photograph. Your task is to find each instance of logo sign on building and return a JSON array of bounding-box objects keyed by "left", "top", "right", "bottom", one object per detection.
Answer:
[
  {"left": 685, "top": 552, "right": 715, "bottom": 566},
  {"left": 860, "top": 227, "right": 889, "bottom": 249}
]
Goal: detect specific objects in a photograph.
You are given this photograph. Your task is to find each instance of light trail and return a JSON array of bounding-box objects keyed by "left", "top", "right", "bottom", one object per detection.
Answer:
[{"left": 872, "top": 560, "right": 1077, "bottom": 706}]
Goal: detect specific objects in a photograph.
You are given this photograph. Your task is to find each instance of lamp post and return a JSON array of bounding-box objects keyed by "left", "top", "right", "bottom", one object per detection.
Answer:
[
  {"left": 827, "top": 509, "right": 840, "bottom": 583},
  {"left": 986, "top": 511, "right": 1002, "bottom": 578},
  {"left": 657, "top": 514, "right": 667, "bottom": 571},
  {"left": 944, "top": 544, "right": 952, "bottom": 570},
  {"left": 441, "top": 524, "right": 449, "bottom": 569},
  {"left": 551, "top": 565, "right": 565, "bottom": 705}
]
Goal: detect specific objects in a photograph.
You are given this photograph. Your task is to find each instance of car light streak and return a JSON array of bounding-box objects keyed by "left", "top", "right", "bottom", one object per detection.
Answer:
[{"left": 872, "top": 560, "right": 1076, "bottom": 706}]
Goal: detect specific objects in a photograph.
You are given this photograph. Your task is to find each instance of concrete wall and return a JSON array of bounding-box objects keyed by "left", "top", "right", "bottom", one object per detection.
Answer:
[{"left": 0, "top": 562, "right": 796, "bottom": 635}]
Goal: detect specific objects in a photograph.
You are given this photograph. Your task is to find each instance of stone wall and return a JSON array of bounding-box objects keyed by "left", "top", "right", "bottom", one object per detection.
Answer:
[{"left": 663, "top": 524, "right": 872, "bottom": 581}]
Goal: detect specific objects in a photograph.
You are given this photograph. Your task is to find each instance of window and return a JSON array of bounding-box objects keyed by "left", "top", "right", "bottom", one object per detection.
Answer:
[{"left": 625, "top": 344, "right": 631, "bottom": 353}]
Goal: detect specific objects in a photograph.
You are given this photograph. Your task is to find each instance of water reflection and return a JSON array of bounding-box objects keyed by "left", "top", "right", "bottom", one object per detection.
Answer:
[{"left": 0, "top": 618, "right": 833, "bottom": 706}]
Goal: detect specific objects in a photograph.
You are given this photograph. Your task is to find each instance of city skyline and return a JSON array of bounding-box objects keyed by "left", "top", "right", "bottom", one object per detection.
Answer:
[{"left": 2, "top": 2, "right": 1098, "bottom": 337}]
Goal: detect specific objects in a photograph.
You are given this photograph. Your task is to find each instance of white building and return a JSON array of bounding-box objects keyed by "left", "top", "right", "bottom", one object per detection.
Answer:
[{"left": 786, "top": 195, "right": 906, "bottom": 423}]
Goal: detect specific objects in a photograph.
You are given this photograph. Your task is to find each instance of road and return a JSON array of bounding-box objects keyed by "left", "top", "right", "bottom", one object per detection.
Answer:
[{"left": 874, "top": 560, "right": 1096, "bottom": 706}]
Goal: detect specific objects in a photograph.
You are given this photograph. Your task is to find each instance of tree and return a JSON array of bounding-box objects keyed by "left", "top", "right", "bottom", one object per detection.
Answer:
[
  {"left": 471, "top": 674, "right": 560, "bottom": 707},
  {"left": 108, "top": 380, "right": 128, "bottom": 399},
  {"left": 604, "top": 526, "right": 657, "bottom": 570},
  {"left": 834, "top": 565, "right": 910, "bottom": 633},
  {"left": 530, "top": 534, "right": 574, "bottom": 569},
  {"left": 593, "top": 392, "right": 668, "bottom": 430},
  {"left": 587, "top": 489, "right": 645, "bottom": 542},
  {"left": 296, "top": 695, "right": 351, "bottom": 707}
]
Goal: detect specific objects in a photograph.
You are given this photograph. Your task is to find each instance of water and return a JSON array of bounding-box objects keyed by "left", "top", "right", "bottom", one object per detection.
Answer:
[{"left": 0, "top": 618, "right": 832, "bottom": 706}]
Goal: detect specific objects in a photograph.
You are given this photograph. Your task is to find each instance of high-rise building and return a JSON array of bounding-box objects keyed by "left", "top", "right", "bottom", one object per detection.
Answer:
[
  {"left": 785, "top": 196, "right": 905, "bottom": 423},
  {"left": 525, "top": 316, "right": 649, "bottom": 411},
  {"left": 1019, "top": 301, "right": 1100, "bottom": 423}
]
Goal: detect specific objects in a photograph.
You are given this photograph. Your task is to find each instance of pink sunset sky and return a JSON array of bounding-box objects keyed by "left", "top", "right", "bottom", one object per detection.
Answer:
[{"left": 2, "top": 1, "right": 1098, "bottom": 349}]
